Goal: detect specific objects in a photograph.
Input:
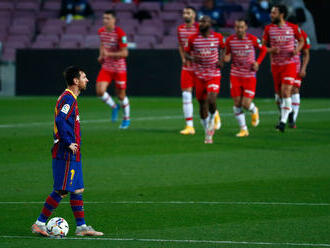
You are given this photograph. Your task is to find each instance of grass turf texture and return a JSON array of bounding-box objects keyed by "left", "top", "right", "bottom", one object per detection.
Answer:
[{"left": 0, "top": 97, "right": 329, "bottom": 248}]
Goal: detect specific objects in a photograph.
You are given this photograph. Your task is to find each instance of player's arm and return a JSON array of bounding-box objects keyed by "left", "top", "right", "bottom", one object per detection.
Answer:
[
  {"left": 103, "top": 47, "right": 128, "bottom": 58},
  {"left": 294, "top": 36, "right": 304, "bottom": 55},
  {"left": 184, "top": 36, "right": 196, "bottom": 62},
  {"left": 217, "top": 34, "right": 226, "bottom": 68},
  {"left": 299, "top": 48, "right": 310, "bottom": 78},
  {"left": 55, "top": 97, "right": 76, "bottom": 150},
  {"left": 253, "top": 37, "right": 267, "bottom": 71},
  {"left": 223, "top": 37, "right": 231, "bottom": 63},
  {"left": 98, "top": 43, "right": 104, "bottom": 63},
  {"left": 179, "top": 45, "right": 187, "bottom": 65}
]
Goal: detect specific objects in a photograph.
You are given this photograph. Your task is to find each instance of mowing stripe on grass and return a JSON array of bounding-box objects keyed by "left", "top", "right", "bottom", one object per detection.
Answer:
[
  {"left": 0, "top": 201, "right": 329, "bottom": 206},
  {"left": 0, "top": 108, "right": 330, "bottom": 129},
  {"left": 0, "top": 235, "right": 329, "bottom": 247}
]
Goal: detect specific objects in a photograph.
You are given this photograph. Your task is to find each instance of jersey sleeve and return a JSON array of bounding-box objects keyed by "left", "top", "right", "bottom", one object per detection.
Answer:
[
  {"left": 225, "top": 36, "right": 231, "bottom": 54},
  {"left": 293, "top": 24, "right": 302, "bottom": 40},
  {"left": 252, "top": 35, "right": 267, "bottom": 64},
  {"left": 262, "top": 26, "right": 270, "bottom": 43},
  {"left": 302, "top": 31, "right": 311, "bottom": 50},
  {"left": 117, "top": 28, "right": 128, "bottom": 48},
  {"left": 184, "top": 35, "right": 194, "bottom": 52},
  {"left": 217, "top": 33, "right": 225, "bottom": 49},
  {"left": 55, "top": 95, "right": 75, "bottom": 147}
]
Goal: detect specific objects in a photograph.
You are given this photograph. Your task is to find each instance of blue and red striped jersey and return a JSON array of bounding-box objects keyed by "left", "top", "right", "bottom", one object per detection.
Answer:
[{"left": 52, "top": 89, "right": 81, "bottom": 162}]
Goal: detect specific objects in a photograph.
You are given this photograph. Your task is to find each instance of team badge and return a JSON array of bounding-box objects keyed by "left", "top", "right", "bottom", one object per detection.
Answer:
[{"left": 122, "top": 36, "right": 127, "bottom": 44}]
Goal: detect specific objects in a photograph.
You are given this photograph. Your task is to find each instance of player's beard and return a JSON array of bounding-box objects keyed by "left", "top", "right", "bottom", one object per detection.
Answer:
[
  {"left": 199, "top": 26, "right": 209, "bottom": 34},
  {"left": 184, "top": 17, "right": 192, "bottom": 24},
  {"left": 272, "top": 17, "right": 280, "bottom": 24}
]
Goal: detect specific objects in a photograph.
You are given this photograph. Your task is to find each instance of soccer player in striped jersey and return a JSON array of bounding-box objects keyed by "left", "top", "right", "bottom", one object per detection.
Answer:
[
  {"left": 96, "top": 10, "right": 130, "bottom": 129},
  {"left": 185, "top": 15, "right": 225, "bottom": 144},
  {"left": 289, "top": 28, "right": 311, "bottom": 128},
  {"left": 177, "top": 6, "right": 221, "bottom": 135},
  {"left": 32, "top": 66, "right": 103, "bottom": 237},
  {"left": 262, "top": 4, "right": 304, "bottom": 132},
  {"left": 224, "top": 19, "right": 267, "bottom": 137}
]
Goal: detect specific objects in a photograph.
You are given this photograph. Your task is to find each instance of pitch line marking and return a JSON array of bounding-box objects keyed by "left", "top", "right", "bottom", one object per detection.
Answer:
[
  {"left": 0, "top": 236, "right": 329, "bottom": 247},
  {"left": 0, "top": 108, "right": 330, "bottom": 128},
  {"left": 0, "top": 201, "right": 329, "bottom": 206}
]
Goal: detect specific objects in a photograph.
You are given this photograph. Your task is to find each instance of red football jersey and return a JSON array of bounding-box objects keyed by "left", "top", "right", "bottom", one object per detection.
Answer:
[
  {"left": 263, "top": 21, "right": 302, "bottom": 66},
  {"left": 225, "top": 33, "right": 267, "bottom": 78},
  {"left": 185, "top": 31, "right": 225, "bottom": 80},
  {"left": 98, "top": 26, "right": 128, "bottom": 72},
  {"left": 177, "top": 23, "right": 199, "bottom": 71}
]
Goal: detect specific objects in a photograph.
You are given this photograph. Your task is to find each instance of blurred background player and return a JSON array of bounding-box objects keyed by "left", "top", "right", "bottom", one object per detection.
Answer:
[
  {"left": 185, "top": 15, "right": 225, "bottom": 144},
  {"left": 178, "top": 6, "right": 221, "bottom": 135},
  {"left": 96, "top": 10, "right": 130, "bottom": 129},
  {"left": 224, "top": 19, "right": 267, "bottom": 137},
  {"left": 177, "top": 6, "right": 198, "bottom": 135},
  {"left": 289, "top": 27, "right": 311, "bottom": 128},
  {"left": 32, "top": 66, "right": 103, "bottom": 237},
  {"left": 262, "top": 4, "right": 304, "bottom": 132}
]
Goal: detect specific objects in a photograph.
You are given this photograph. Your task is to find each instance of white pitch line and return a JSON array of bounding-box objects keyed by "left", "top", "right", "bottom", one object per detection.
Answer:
[
  {"left": 0, "top": 201, "right": 329, "bottom": 206},
  {"left": 0, "top": 108, "right": 329, "bottom": 129},
  {"left": 0, "top": 235, "right": 329, "bottom": 247}
]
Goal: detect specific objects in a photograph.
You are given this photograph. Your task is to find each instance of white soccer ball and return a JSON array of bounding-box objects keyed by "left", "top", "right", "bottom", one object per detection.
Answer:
[{"left": 46, "top": 217, "right": 69, "bottom": 237}]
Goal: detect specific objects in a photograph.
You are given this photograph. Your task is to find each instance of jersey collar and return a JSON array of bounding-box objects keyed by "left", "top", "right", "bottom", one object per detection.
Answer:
[{"left": 65, "top": 89, "right": 77, "bottom": 100}]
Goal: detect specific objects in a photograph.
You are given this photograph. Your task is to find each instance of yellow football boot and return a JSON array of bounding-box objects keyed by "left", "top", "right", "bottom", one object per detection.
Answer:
[
  {"left": 236, "top": 129, "right": 249, "bottom": 137},
  {"left": 251, "top": 107, "right": 260, "bottom": 127},
  {"left": 214, "top": 110, "right": 221, "bottom": 130},
  {"left": 180, "top": 126, "right": 195, "bottom": 135}
]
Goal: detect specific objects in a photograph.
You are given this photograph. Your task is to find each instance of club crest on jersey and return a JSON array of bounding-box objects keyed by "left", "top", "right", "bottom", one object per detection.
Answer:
[{"left": 61, "top": 104, "right": 70, "bottom": 114}]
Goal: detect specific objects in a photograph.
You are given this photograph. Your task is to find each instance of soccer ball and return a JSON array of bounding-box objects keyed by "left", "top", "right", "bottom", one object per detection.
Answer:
[{"left": 46, "top": 217, "right": 69, "bottom": 237}]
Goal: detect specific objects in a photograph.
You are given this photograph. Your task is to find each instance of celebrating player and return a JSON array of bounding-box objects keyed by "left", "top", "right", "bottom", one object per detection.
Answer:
[
  {"left": 177, "top": 7, "right": 221, "bottom": 135},
  {"left": 224, "top": 19, "right": 267, "bottom": 137},
  {"left": 31, "top": 66, "right": 103, "bottom": 237},
  {"left": 96, "top": 10, "right": 130, "bottom": 129},
  {"left": 289, "top": 28, "right": 311, "bottom": 128},
  {"left": 185, "top": 15, "right": 225, "bottom": 144},
  {"left": 262, "top": 4, "right": 304, "bottom": 132}
]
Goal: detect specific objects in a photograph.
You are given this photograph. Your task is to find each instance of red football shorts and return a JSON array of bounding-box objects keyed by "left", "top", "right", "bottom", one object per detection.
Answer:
[
  {"left": 293, "top": 73, "right": 302, "bottom": 88},
  {"left": 195, "top": 76, "right": 221, "bottom": 101},
  {"left": 180, "top": 69, "right": 195, "bottom": 90},
  {"left": 230, "top": 75, "right": 256, "bottom": 99},
  {"left": 271, "top": 63, "right": 296, "bottom": 93},
  {"left": 96, "top": 68, "right": 127, "bottom": 90}
]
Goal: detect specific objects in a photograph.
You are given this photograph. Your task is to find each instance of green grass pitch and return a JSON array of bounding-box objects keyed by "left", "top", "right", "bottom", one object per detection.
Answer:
[{"left": 0, "top": 97, "right": 329, "bottom": 248}]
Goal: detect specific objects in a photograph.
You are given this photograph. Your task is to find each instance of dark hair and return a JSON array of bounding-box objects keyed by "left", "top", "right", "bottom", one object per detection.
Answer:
[
  {"left": 104, "top": 9, "right": 116, "bottom": 18},
  {"left": 63, "top": 66, "right": 84, "bottom": 86},
  {"left": 273, "top": 4, "right": 288, "bottom": 19},
  {"left": 184, "top": 6, "right": 197, "bottom": 14},
  {"left": 235, "top": 18, "right": 247, "bottom": 24}
]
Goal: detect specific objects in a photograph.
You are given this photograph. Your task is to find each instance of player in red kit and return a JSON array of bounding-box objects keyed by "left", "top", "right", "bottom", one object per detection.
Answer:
[
  {"left": 289, "top": 28, "right": 311, "bottom": 128},
  {"left": 177, "top": 7, "right": 221, "bottom": 135},
  {"left": 185, "top": 15, "right": 225, "bottom": 144},
  {"left": 224, "top": 19, "right": 267, "bottom": 137},
  {"left": 96, "top": 10, "right": 130, "bottom": 129},
  {"left": 262, "top": 4, "right": 304, "bottom": 132}
]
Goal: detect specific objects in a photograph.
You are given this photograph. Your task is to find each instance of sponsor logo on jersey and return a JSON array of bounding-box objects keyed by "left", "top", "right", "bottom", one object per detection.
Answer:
[{"left": 61, "top": 104, "right": 70, "bottom": 114}]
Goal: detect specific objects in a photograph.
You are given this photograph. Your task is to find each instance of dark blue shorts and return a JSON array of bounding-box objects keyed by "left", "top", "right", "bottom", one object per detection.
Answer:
[{"left": 52, "top": 158, "right": 84, "bottom": 192}]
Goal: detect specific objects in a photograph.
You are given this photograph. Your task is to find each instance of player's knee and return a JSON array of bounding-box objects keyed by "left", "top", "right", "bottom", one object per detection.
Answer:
[
  {"left": 96, "top": 88, "right": 104, "bottom": 97},
  {"left": 74, "top": 188, "right": 84, "bottom": 194},
  {"left": 56, "top": 190, "right": 68, "bottom": 198}
]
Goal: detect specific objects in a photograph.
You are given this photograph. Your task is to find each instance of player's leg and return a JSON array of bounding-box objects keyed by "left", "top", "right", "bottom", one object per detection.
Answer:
[
  {"left": 278, "top": 64, "right": 295, "bottom": 132},
  {"left": 196, "top": 78, "right": 208, "bottom": 131},
  {"left": 66, "top": 161, "right": 103, "bottom": 236},
  {"left": 180, "top": 70, "right": 195, "bottom": 135},
  {"left": 289, "top": 77, "right": 301, "bottom": 128},
  {"left": 96, "top": 69, "right": 119, "bottom": 122},
  {"left": 231, "top": 76, "right": 247, "bottom": 137},
  {"left": 32, "top": 159, "right": 70, "bottom": 236},
  {"left": 271, "top": 65, "right": 282, "bottom": 118},
  {"left": 114, "top": 72, "right": 130, "bottom": 129},
  {"left": 242, "top": 77, "right": 259, "bottom": 127}
]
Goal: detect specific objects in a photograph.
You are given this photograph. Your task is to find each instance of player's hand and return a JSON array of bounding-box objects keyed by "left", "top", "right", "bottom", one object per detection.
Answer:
[
  {"left": 217, "top": 60, "right": 224, "bottom": 69},
  {"left": 292, "top": 48, "right": 299, "bottom": 56},
  {"left": 252, "top": 62, "right": 259, "bottom": 71},
  {"left": 69, "top": 143, "right": 78, "bottom": 154},
  {"left": 97, "top": 56, "right": 104, "bottom": 64},
  {"left": 299, "top": 69, "right": 306, "bottom": 78},
  {"left": 271, "top": 47, "right": 280, "bottom": 54},
  {"left": 182, "top": 57, "right": 187, "bottom": 66}
]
